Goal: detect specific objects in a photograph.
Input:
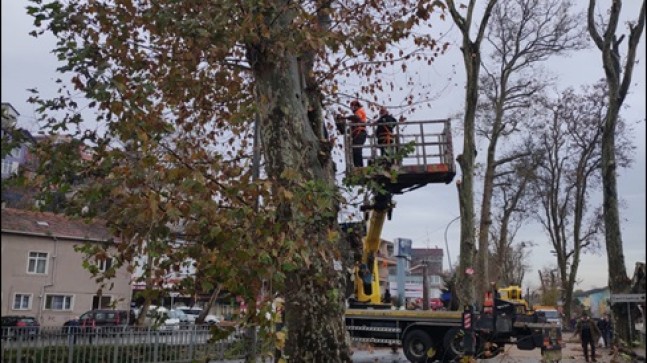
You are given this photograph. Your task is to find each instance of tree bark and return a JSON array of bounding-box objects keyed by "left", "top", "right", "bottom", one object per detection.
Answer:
[
  {"left": 476, "top": 107, "right": 500, "bottom": 303},
  {"left": 447, "top": 0, "right": 498, "bottom": 308},
  {"left": 246, "top": 3, "right": 350, "bottom": 361},
  {"left": 587, "top": 0, "right": 646, "bottom": 344}
]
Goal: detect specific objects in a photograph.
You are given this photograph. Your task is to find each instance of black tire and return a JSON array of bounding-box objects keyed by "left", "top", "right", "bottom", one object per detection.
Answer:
[
  {"left": 443, "top": 328, "right": 488, "bottom": 361},
  {"left": 403, "top": 329, "right": 437, "bottom": 362},
  {"left": 443, "top": 327, "right": 464, "bottom": 360}
]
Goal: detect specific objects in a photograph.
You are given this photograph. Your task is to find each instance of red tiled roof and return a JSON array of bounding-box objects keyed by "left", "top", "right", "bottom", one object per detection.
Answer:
[{"left": 1, "top": 207, "right": 113, "bottom": 241}]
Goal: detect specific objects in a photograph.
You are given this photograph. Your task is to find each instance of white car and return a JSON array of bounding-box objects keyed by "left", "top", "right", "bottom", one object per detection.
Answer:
[
  {"left": 144, "top": 306, "right": 180, "bottom": 333},
  {"left": 176, "top": 307, "right": 220, "bottom": 325},
  {"left": 169, "top": 309, "right": 191, "bottom": 328},
  {"left": 537, "top": 309, "right": 562, "bottom": 329}
]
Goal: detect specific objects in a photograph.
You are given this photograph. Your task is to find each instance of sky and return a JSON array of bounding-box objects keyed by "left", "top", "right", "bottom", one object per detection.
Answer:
[{"left": 2, "top": 1, "right": 645, "bottom": 293}]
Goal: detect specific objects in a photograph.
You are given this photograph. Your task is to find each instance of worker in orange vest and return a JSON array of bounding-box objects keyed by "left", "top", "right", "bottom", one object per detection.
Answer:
[{"left": 342, "top": 100, "right": 367, "bottom": 167}]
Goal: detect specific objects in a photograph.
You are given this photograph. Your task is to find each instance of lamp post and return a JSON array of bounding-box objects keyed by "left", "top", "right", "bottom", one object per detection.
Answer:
[{"left": 444, "top": 216, "right": 460, "bottom": 271}]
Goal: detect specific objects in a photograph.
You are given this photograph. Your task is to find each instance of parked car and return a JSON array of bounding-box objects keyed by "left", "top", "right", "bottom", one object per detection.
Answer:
[
  {"left": 536, "top": 308, "right": 563, "bottom": 329},
  {"left": 169, "top": 309, "right": 191, "bottom": 329},
  {"left": 144, "top": 306, "right": 180, "bottom": 333},
  {"left": 176, "top": 306, "right": 220, "bottom": 325},
  {"left": 1, "top": 316, "right": 40, "bottom": 340},
  {"left": 63, "top": 309, "right": 133, "bottom": 334},
  {"left": 430, "top": 298, "right": 444, "bottom": 310}
]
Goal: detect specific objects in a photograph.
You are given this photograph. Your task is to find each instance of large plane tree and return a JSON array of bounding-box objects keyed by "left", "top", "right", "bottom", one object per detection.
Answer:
[
  {"left": 25, "top": 0, "right": 448, "bottom": 360},
  {"left": 530, "top": 82, "right": 634, "bottom": 325},
  {"left": 445, "top": 0, "right": 498, "bottom": 309},
  {"left": 587, "top": 0, "right": 646, "bottom": 345},
  {"left": 475, "top": 0, "right": 587, "bottom": 301}
]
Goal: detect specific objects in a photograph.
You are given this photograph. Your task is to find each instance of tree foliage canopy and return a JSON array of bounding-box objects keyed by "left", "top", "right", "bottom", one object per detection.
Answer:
[{"left": 24, "top": 0, "right": 451, "bottom": 359}]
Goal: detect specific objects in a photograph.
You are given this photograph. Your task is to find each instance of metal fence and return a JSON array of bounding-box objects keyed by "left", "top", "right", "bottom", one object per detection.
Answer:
[{"left": 1, "top": 324, "right": 249, "bottom": 363}]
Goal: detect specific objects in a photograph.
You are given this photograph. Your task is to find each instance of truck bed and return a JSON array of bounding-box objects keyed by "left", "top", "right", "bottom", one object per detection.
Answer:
[{"left": 346, "top": 308, "right": 462, "bottom": 324}]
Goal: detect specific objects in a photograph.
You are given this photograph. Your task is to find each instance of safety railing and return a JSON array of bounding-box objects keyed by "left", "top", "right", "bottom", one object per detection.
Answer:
[
  {"left": 1, "top": 324, "right": 251, "bottom": 363},
  {"left": 341, "top": 118, "right": 455, "bottom": 191},
  {"left": 343, "top": 119, "right": 454, "bottom": 170}
]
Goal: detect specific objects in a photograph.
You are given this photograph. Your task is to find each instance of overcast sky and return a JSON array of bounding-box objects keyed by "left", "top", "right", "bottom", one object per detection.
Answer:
[{"left": 2, "top": 1, "right": 645, "bottom": 293}]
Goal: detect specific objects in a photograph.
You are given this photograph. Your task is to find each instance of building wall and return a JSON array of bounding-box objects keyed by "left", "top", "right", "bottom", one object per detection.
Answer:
[
  {"left": 387, "top": 274, "right": 443, "bottom": 299},
  {"left": 1, "top": 234, "right": 131, "bottom": 327},
  {"left": 576, "top": 288, "right": 611, "bottom": 317},
  {"left": 1, "top": 103, "right": 25, "bottom": 179}
]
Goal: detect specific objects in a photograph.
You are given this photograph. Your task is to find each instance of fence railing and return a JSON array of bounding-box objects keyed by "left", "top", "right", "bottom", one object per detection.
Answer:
[{"left": 1, "top": 324, "right": 250, "bottom": 363}]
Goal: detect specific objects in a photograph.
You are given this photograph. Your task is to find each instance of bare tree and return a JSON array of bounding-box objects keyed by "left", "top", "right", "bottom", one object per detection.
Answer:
[
  {"left": 475, "top": 0, "right": 588, "bottom": 302},
  {"left": 488, "top": 145, "right": 539, "bottom": 286},
  {"left": 494, "top": 240, "right": 533, "bottom": 286},
  {"left": 445, "top": 0, "right": 499, "bottom": 310},
  {"left": 531, "top": 82, "right": 634, "bottom": 323},
  {"left": 538, "top": 266, "right": 562, "bottom": 306},
  {"left": 587, "top": 0, "right": 646, "bottom": 344}
]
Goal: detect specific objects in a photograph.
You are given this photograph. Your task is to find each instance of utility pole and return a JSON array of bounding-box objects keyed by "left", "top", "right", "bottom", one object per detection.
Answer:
[
  {"left": 444, "top": 216, "right": 460, "bottom": 272},
  {"left": 422, "top": 260, "right": 429, "bottom": 310},
  {"left": 245, "top": 111, "right": 262, "bottom": 363}
]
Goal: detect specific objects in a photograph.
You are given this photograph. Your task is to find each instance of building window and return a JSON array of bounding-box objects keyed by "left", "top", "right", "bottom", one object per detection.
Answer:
[
  {"left": 95, "top": 257, "right": 113, "bottom": 272},
  {"left": 1, "top": 160, "right": 18, "bottom": 176},
  {"left": 92, "top": 295, "right": 111, "bottom": 309},
  {"left": 12, "top": 294, "right": 32, "bottom": 310},
  {"left": 27, "top": 252, "right": 48, "bottom": 274},
  {"left": 44, "top": 294, "right": 73, "bottom": 311}
]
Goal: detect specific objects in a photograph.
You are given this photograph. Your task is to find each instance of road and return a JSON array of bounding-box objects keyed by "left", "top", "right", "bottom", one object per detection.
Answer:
[
  {"left": 221, "top": 341, "right": 631, "bottom": 363},
  {"left": 350, "top": 333, "right": 643, "bottom": 362}
]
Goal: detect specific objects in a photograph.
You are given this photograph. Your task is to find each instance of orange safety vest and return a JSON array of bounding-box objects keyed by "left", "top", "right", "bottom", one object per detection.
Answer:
[
  {"left": 351, "top": 108, "right": 367, "bottom": 136},
  {"left": 483, "top": 291, "right": 494, "bottom": 314}
]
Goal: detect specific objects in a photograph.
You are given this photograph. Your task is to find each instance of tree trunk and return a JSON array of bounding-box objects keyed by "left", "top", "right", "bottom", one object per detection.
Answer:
[
  {"left": 602, "top": 101, "right": 631, "bottom": 343},
  {"left": 448, "top": 0, "right": 498, "bottom": 309},
  {"left": 587, "top": 0, "right": 646, "bottom": 344},
  {"left": 476, "top": 123, "right": 500, "bottom": 304},
  {"left": 196, "top": 286, "right": 221, "bottom": 324},
  {"left": 455, "top": 39, "right": 481, "bottom": 308},
  {"left": 246, "top": 7, "right": 349, "bottom": 360}
]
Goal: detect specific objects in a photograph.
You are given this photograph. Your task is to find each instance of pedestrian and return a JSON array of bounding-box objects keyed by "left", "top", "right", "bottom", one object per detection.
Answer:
[
  {"left": 66, "top": 316, "right": 80, "bottom": 344},
  {"left": 574, "top": 311, "right": 601, "bottom": 362},
  {"left": 272, "top": 296, "right": 286, "bottom": 360},
  {"left": 382, "top": 288, "right": 392, "bottom": 304},
  {"left": 338, "top": 100, "right": 367, "bottom": 167},
  {"left": 376, "top": 107, "right": 397, "bottom": 158},
  {"left": 597, "top": 314, "right": 611, "bottom": 348}
]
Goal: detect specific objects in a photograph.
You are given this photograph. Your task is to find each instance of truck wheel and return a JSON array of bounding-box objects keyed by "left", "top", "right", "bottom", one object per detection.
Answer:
[
  {"left": 443, "top": 327, "right": 465, "bottom": 359},
  {"left": 443, "top": 328, "right": 486, "bottom": 360},
  {"left": 403, "top": 329, "right": 437, "bottom": 362}
]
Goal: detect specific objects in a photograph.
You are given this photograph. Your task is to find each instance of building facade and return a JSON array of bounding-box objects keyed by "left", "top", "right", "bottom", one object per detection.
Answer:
[
  {"left": 386, "top": 246, "right": 445, "bottom": 303},
  {"left": 1, "top": 103, "right": 34, "bottom": 180},
  {"left": 1, "top": 208, "right": 131, "bottom": 327}
]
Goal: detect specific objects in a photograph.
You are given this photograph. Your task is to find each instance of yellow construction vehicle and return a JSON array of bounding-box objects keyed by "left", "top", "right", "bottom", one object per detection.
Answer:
[
  {"left": 339, "top": 118, "right": 561, "bottom": 362},
  {"left": 497, "top": 285, "right": 530, "bottom": 313},
  {"left": 341, "top": 118, "right": 455, "bottom": 308}
]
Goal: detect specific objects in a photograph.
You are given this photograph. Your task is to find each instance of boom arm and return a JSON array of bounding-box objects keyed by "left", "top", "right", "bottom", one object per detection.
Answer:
[
  {"left": 343, "top": 119, "right": 456, "bottom": 307},
  {"left": 355, "top": 192, "right": 392, "bottom": 304}
]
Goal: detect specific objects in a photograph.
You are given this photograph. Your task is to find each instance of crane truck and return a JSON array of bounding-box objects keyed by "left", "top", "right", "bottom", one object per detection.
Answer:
[{"left": 339, "top": 118, "right": 562, "bottom": 362}]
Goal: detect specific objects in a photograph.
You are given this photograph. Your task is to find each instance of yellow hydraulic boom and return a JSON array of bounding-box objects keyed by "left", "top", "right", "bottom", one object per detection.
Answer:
[
  {"left": 354, "top": 192, "right": 392, "bottom": 304},
  {"left": 341, "top": 118, "right": 456, "bottom": 308}
]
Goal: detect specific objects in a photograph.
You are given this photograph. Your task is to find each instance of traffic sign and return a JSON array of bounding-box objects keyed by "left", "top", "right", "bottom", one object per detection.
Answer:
[{"left": 609, "top": 293, "right": 645, "bottom": 304}]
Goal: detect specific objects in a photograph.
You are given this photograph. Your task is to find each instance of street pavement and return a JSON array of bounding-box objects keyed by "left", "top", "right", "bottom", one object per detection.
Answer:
[
  {"left": 217, "top": 333, "right": 646, "bottom": 362},
  {"left": 350, "top": 332, "right": 646, "bottom": 362}
]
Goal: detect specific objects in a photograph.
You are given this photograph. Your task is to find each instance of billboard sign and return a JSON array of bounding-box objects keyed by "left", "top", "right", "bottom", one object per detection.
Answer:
[
  {"left": 395, "top": 238, "right": 412, "bottom": 257},
  {"left": 609, "top": 293, "right": 645, "bottom": 304}
]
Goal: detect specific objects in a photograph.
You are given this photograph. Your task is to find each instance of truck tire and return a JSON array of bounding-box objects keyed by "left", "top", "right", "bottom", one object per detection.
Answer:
[
  {"left": 443, "top": 327, "right": 464, "bottom": 359},
  {"left": 403, "top": 329, "right": 437, "bottom": 362},
  {"left": 443, "top": 328, "right": 487, "bottom": 360}
]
